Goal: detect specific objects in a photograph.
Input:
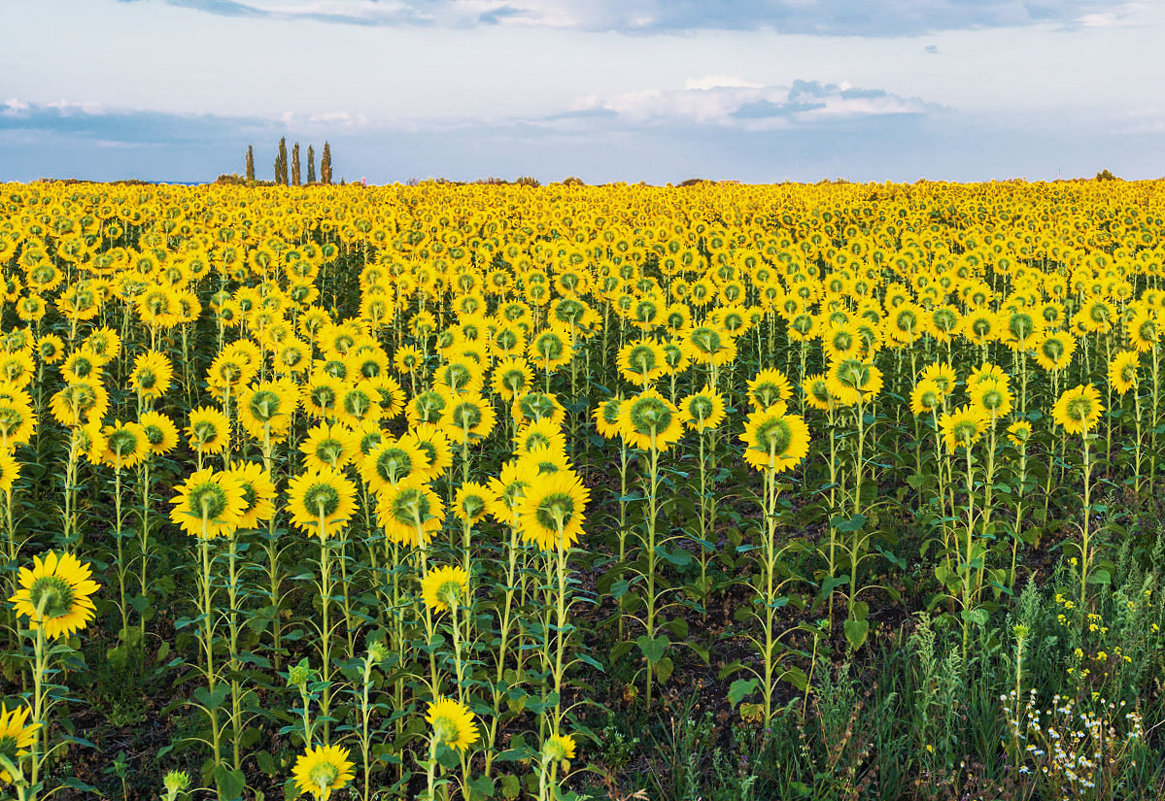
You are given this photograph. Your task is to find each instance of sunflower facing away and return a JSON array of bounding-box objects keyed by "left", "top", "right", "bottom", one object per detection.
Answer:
[
  {"left": 286, "top": 467, "right": 358, "bottom": 538},
  {"left": 9, "top": 551, "right": 100, "bottom": 639},
  {"left": 1052, "top": 384, "right": 1104, "bottom": 436},
  {"left": 517, "top": 470, "right": 590, "bottom": 551},
  {"left": 421, "top": 564, "right": 470, "bottom": 613},
  {"left": 739, "top": 404, "right": 811, "bottom": 473},
  {"left": 427, "top": 697, "right": 479, "bottom": 752},
  {"left": 0, "top": 703, "right": 37, "bottom": 785},
  {"left": 292, "top": 743, "right": 355, "bottom": 801},
  {"left": 169, "top": 468, "right": 246, "bottom": 539}
]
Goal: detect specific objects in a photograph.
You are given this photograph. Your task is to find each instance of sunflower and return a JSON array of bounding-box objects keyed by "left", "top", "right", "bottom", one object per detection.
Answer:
[
  {"left": 1032, "top": 331, "right": 1076, "bottom": 372},
  {"left": 1127, "top": 309, "right": 1158, "bottom": 353},
  {"left": 59, "top": 349, "right": 105, "bottom": 384},
  {"left": 441, "top": 392, "right": 497, "bottom": 444},
  {"left": 1108, "top": 350, "right": 1140, "bottom": 394},
  {"left": 821, "top": 322, "right": 863, "bottom": 361},
  {"left": 300, "top": 422, "right": 360, "bottom": 471},
  {"left": 801, "top": 373, "right": 835, "bottom": 411},
  {"left": 514, "top": 418, "right": 568, "bottom": 458},
  {"left": 286, "top": 467, "right": 358, "bottom": 538},
  {"left": 517, "top": 445, "right": 574, "bottom": 477},
  {"left": 680, "top": 386, "right": 726, "bottom": 431},
  {"left": 367, "top": 375, "right": 406, "bottom": 420},
  {"left": 301, "top": 374, "right": 344, "bottom": 421},
  {"left": 593, "top": 397, "right": 624, "bottom": 441},
  {"left": 49, "top": 380, "right": 108, "bottom": 427},
  {"left": 406, "top": 389, "right": 448, "bottom": 427},
  {"left": 491, "top": 357, "right": 535, "bottom": 400},
  {"left": 1052, "top": 384, "right": 1104, "bottom": 435},
  {"left": 399, "top": 424, "right": 454, "bottom": 480},
  {"left": 238, "top": 379, "right": 298, "bottom": 442},
  {"left": 910, "top": 379, "right": 945, "bottom": 417},
  {"left": 0, "top": 704, "right": 37, "bottom": 784},
  {"left": 226, "top": 462, "right": 276, "bottom": 530},
  {"left": 968, "top": 378, "right": 1014, "bottom": 419},
  {"left": 291, "top": 744, "right": 355, "bottom": 801},
  {"left": 617, "top": 339, "right": 667, "bottom": 387},
  {"left": 617, "top": 389, "right": 684, "bottom": 452},
  {"left": 360, "top": 438, "right": 429, "bottom": 492},
  {"left": 393, "top": 345, "right": 425, "bottom": 378},
  {"left": 129, "top": 350, "right": 173, "bottom": 401},
  {"left": 1007, "top": 420, "right": 1033, "bottom": 449},
  {"left": 139, "top": 410, "right": 179, "bottom": 456},
  {"left": 376, "top": 478, "right": 445, "bottom": 546},
  {"left": 9, "top": 551, "right": 100, "bottom": 639},
  {"left": 512, "top": 391, "right": 567, "bottom": 428},
  {"left": 739, "top": 404, "right": 811, "bottom": 472},
  {"left": 0, "top": 450, "right": 20, "bottom": 494},
  {"left": 96, "top": 420, "right": 149, "bottom": 470},
  {"left": 35, "top": 333, "right": 65, "bottom": 365},
  {"left": 960, "top": 308, "right": 1000, "bottom": 347},
  {"left": 939, "top": 405, "right": 989, "bottom": 452},
  {"left": 528, "top": 327, "right": 574, "bottom": 373},
  {"left": 919, "top": 362, "right": 957, "bottom": 396},
  {"left": 747, "top": 368, "right": 793, "bottom": 410},
  {"left": 206, "top": 353, "right": 256, "bottom": 396},
  {"left": 186, "top": 406, "right": 232, "bottom": 455},
  {"left": 169, "top": 468, "right": 246, "bottom": 538},
  {"left": 517, "top": 470, "right": 590, "bottom": 551},
  {"left": 967, "top": 362, "right": 1010, "bottom": 390},
  {"left": 0, "top": 350, "right": 36, "bottom": 388},
  {"left": 825, "top": 358, "right": 883, "bottom": 406},
  {"left": 420, "top": 564, "right": 470, "bottom": 613},
  {"left": 543, "top": 733, "right": 577, "bottom": 763},
  {"left": 682, "top": 324, "right": 737, "bottom": 366},
  {"left": 427, "top": 697, "right": 480, "bottom": 752},
  {"left": 0, "top": 393, "right": 37, "bottom": 448},
  {"left": 454, "top": 481, "right": 496, "bottom": 523}
]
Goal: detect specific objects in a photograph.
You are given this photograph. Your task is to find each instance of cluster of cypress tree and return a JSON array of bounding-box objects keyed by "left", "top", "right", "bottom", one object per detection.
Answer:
[{"left": 245, "top": 140, "right": 332, "bottom": 185}]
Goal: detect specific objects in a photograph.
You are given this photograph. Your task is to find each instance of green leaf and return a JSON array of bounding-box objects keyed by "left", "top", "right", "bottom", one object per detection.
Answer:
[
  {"left": 832, "top": 513, "right": 867, "bottom": 533},
  {"left": 468, "top": 775, "right": 496, "bottom": 800},
  {"left": 844, "top": 616, "right": 869, "bottom": 650},
  {"left": 636, "top": 634, "right": 669, "bottom": 664},
  {"left": 1087, "top": 568, "right": 1111, "bottom": 585},
  {"left": 193, "top": 686, "right": 229, "bottom": 711},
  {"left": 779, "top": 666, "right": 809, "bottom": 692},
  {"left": 654, "top": 656, "right": 674, "bottom": 684},
  {"left": 214, "top": 765, "right": 246, "bottom": 801},
  {"left": 500, "top": 774, "right": 522, "bottom": 800},
  {"left": 961, "top": 608, "right": 990, "bottom": 627},
  {"left": 727, "top": 678, "right": 758, "bottom": 707}
]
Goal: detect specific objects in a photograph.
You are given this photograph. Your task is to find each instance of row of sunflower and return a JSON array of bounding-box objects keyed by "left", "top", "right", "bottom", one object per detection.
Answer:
[{"left": 0, "top": 179, "right": 1160, "bottom": 799}]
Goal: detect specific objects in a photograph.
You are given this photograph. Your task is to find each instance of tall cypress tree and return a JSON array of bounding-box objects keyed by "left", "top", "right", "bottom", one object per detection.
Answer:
[
  {"left": 277, "top": 137, "right": 289, "bottom": 185},
  {"left": 307, "top": 145, "right": 316, "bottom": 184},
  {"left": 245, "top": 145, "right": 255, "bottom": 182},
  {"left": 291, "top": 143, "right": 301, "bottom": 186},
  {"left": 321, "top": 142, "right": 332, "bottom": 185}
]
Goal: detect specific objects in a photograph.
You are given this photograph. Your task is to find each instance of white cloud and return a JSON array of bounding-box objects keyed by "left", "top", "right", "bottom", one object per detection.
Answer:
[
  {"left": 43, "top": 99, "right": 103, "bottom": 115},
  {"left": 2, "top": 98, "right": 30, "bottom": 117},
  {"left": 683, "top": 75, "right": 764, "bottom": 91},
  {"left": 572, "top": 79, "right": 931, "bottom": 127},
  {"left": 162, "top": 0, "right": 1137, "bottom": 36}
]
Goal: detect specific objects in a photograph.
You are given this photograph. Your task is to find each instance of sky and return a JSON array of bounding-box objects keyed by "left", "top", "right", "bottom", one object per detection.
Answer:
[{"left": 1, "top": 0, "right": 1163, "bottom": 184}]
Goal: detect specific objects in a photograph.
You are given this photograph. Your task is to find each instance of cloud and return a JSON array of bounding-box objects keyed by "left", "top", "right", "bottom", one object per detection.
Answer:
[
  {"left": 569, "top": 78, "right": 933, "bottom": 129},
  {"left": 143, "top": 0, "right": 1134, "bottom": 36}
]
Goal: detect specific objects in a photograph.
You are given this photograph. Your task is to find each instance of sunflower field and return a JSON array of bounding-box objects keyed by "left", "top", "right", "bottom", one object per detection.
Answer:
[{"left": 0, "top": 179, "right": 1163, "bottom": 801}]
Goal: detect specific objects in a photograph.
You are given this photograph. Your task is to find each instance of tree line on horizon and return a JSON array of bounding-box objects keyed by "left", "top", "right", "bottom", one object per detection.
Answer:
[{"left": 241, "top": 138, "right": 333, "bottom": 186}]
